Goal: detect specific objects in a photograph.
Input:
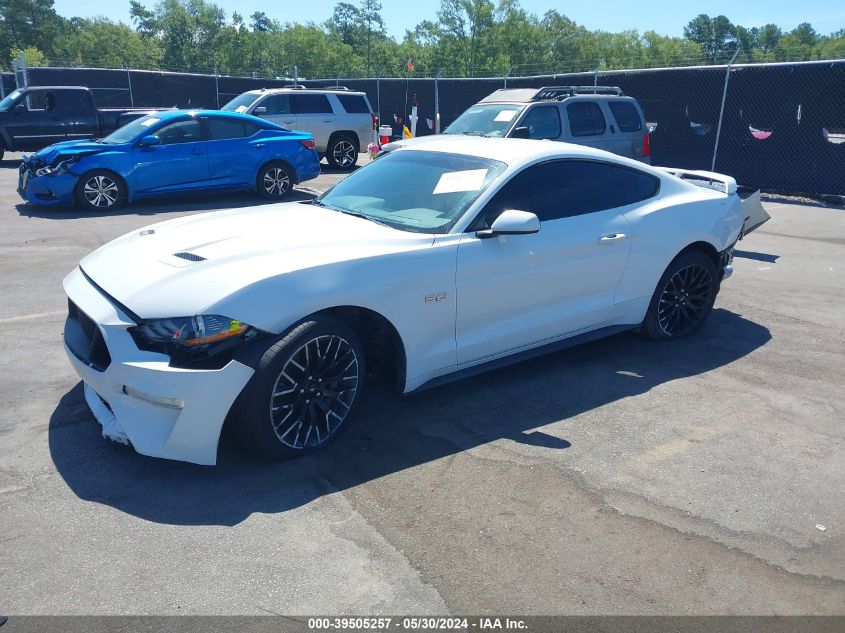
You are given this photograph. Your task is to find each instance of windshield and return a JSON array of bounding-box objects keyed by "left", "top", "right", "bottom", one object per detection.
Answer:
[
  {"left": 99, "top": 114, "right": 164, "bottom": 144},
  {"left": 0, "top": 90, "right": 22, "bottom": 112},
  {"left": 316, "top": 150, "right": 506, "bottom": 234},
  {"left": 221, "top": 93, "right": 260, "bottom": 113},
  {"left": 444, "top": 103, "right": 524, "bottom": 137}
]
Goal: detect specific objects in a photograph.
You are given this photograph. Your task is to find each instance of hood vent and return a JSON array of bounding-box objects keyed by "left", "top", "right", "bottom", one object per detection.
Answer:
[{"left": 174, "top": 251, "right": 206, "bottom": 262}]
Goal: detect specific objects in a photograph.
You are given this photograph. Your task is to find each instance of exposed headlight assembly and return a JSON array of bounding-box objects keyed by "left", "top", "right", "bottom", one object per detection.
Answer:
[
  {"left": 129, "top": 314, "right": 265, "bottom": 369},
  {"left": 35, "top": 158, "right": 75, "bottom": 177}
]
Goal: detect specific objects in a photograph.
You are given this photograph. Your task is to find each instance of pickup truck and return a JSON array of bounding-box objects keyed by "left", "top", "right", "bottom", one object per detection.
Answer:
[{"left": 0, "top": 86, "right": 168, "bottom": 160}]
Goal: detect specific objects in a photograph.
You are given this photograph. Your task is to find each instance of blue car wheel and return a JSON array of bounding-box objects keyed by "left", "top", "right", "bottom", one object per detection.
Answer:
[
  {"left": 76, "top": 170, "right": 126, "bottom": 211},
  {"left": 257, "top": 162, "right": 294, "bottom": 200}
]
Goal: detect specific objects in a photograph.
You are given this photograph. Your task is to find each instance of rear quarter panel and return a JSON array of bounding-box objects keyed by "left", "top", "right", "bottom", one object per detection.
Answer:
[
  {"left": 256, "top": 131, "right": 320, "bottom": 183},
  {"left": 614, "top": 180, "right": 744, "bottom": 304}
]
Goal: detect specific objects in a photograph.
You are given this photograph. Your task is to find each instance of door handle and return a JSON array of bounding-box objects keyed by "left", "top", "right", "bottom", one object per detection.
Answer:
[
  {"left": 282, "top": 120, "right": 295, "bottom": 125},
  {"left": 598, "top": 233, "right": 627, "bottom": 243},
  {"left": 191, "top": 149, "right": 203, "bottom": 155},
  {"left": 322, "top": 119, "right": 333, "bottom": 123},
  {"left": 254, "top": 143, "right": 265, "bottom": 149}
]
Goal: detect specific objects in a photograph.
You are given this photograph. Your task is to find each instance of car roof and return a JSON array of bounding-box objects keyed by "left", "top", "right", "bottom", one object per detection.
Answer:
[
  {"left": 479, "top": 87, "right": 634, "bottom": 104},
  {"left": 398, "top": 137, "right": 649, "bottom": 170},
  {"left": 244, "top": 87, "right": 367, "bottom": 96},
  {"left": 152, "top": 109, "right": 273, "bottom": 123}
]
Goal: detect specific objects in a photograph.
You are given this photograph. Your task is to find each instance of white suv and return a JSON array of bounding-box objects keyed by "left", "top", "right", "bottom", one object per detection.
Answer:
[{"left": 222, "top": 87, "right": 374, "bottom": 169}]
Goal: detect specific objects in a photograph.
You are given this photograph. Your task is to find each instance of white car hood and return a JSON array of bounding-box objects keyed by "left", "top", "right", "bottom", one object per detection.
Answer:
[{"left": 80, "top": 202, "right": 432, "bottom": 319}]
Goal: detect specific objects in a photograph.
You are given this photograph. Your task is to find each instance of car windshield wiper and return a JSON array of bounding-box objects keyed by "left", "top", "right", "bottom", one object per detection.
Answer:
[
  {"left": 311, "top": 198, "right": 335, "bottom": 209},
  {"left": 312, "top": 199, "right": 392, "bottom": 228},
  {"left": 337, "top": 209, "right": 392, "bottom": 228}
]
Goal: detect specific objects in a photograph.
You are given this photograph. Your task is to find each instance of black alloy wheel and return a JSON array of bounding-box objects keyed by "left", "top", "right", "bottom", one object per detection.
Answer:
[
  {"left": 269, "top": 334, "right": 360, "bottom": 450},
  {"left": 641, "top": 251, "right": 719, "bottom": 340},
  {"left": 233, "top": 316, "right": 364, "bottom": 459},
  {"left": 656, "top": 262, "right": 715, "bottom": 337}
]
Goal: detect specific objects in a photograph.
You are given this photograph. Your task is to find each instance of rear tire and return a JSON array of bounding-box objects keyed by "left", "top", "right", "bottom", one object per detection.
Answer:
[
  {"left": 640, "top": 251, "right": 719, "bottom": 340},
  {"left": 326, "top": 134, "right": 358, "bottom": 170},
  {"left": 233, "top": 316, "right": 365, "bottom": 460},
  {"left": 257, "top": 161, "right": 294, "bottom": 199},
  {"left": 75, "top": 170, "right": 126, "bottom": 211}
]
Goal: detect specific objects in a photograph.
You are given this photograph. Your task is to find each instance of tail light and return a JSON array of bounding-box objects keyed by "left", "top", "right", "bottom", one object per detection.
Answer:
[
  {"left": 643, "top": 132, "right": 650, "bottom": 157},
  {"left": 301, "top": 139, "right": 316, "bottom": 150}
]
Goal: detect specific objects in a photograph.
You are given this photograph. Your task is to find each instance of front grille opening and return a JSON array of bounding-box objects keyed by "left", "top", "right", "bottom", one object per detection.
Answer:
[{"left": 65, "top": 299, "right": 112, "bottom": 372}]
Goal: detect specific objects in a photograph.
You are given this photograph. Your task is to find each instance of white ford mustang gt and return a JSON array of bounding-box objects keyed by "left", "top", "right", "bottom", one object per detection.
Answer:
[{"left": 62, "top": 138, "right": 767, "bottom": 465}]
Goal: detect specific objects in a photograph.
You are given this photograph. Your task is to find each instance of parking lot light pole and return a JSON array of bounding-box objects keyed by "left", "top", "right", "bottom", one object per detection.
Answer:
[
  {"left": 435, "top": 70, "right": 443, "bottom": 134},
  {"left": 124, "top": 62, "right": 134, "bottom": 107},
  {"left": 712, "top": 47, "right": 741, "bottom": 172}
]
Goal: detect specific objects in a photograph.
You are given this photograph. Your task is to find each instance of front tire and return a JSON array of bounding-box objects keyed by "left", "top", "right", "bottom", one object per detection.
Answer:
[
  {"left": 326, "top": 134, "right": 358, "bottom": 170},
  {"left": 233, "top": 316, "right": 365, "bottom": 460},
  {"left": 641, "top": 251, "right": 719, "bottom": 340},
  {"left": 75, "top": 170, "right": 126, "bottom": 211},
  {"left": 257, "top": 161, "right": 294, "bottom": 200}
]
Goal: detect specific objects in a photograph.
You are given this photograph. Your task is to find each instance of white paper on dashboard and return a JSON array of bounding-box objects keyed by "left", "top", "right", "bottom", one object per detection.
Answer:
[
  {"left": 433, "top": 169, "right": 488, "bottom": 194},
  {"left": 494, "top": 110, "right": 518, "bottom": 122}
]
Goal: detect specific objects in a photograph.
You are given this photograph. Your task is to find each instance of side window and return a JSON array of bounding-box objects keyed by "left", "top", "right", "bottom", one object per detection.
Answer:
[
  {"left": 206, "top": 117, "right": 249, "bottom": 140},
  {"left": 476, "top": 160, "right": 613, "bottom": 227},
  {"left": 608, "top": 102, "right": 643, "bottom": 132},
  {"left": 242, "top": 121, "right": 261, "bottom": 137},
  {"left": 291, "top": 94, "right": 333, "bottom": 114},
  {"left": 611, "top": 166, "right": 660, "bottom": 207},
  {"left": 26, "top": 91, "right": 49, "bottom": 111},
  {"left": 260, "top": 94, "right": 290, "bottom": 115},
  {"left": 336, "top": 94, "right": 370, "bottom": 113},
  {"left": 156, "top": 119, "right": 203, "bottom": 144},
  {"left": 518, "top": 106, "right": 561, "bottom": 139},
  {"left": 54, "top": 90, "right": 89, "bottom": 114},
  {"left": 567, "top": 102, "right": 606, "bottom": 137}
]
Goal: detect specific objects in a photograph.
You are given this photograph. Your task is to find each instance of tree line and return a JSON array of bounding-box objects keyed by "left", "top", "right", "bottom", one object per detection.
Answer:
[{"left": 1, "top": 0, "right": 843, "bottom": 78}]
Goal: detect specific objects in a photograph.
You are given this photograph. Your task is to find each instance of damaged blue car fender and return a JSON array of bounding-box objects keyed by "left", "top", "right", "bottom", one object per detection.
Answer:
[{"left": 17, "top": 109, "right": 320, "bottom": 211}]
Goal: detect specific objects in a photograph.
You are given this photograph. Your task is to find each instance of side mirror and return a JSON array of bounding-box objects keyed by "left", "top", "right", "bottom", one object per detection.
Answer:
[
  {"left": 139, "top": 134, "right": 161, "bottom": 148},
  {"left": 14, "top": 103, "right": 26, "bottom": 114},
  {"left": 476, "top": 209, "right": 540, "bottom": 239},
  {"left": 253, "top": 106, "right": 267, "bottom": 115},
  {"left": 511, "top": 126, "right": 530, "bottom": 139}
]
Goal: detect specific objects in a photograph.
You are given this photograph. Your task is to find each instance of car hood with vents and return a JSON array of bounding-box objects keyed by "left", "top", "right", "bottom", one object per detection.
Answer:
[{"left": 79, "top": 202, "right": 434, "bottom": 320}]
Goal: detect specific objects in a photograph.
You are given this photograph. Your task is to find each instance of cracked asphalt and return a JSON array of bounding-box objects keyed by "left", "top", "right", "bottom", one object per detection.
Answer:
[{"left": 0, "top": 152, "right": 843, "bottom": 615}]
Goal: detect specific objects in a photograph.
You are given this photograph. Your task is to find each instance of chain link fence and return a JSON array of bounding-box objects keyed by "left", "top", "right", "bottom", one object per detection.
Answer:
[{"left": 3, "top": 59, "right": 844, "bottom": 196}]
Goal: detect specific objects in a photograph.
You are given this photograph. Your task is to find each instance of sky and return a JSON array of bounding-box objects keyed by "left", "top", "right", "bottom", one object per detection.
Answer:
[{"left": 52, "top": 0, "right": 845, "bottom": 40}]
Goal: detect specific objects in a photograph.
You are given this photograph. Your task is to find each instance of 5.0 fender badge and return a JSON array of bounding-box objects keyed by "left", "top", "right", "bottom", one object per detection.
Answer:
[{"left": 424, "top": 293, "right": 448, "bottom": 303}]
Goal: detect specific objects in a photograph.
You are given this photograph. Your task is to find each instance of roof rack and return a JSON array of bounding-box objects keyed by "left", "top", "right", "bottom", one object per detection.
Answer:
[
  {"left": 281, "top": 85, "right": 352, "bottom": 91},
  {"left": 531, "top": 86, "right": 624, "bottom": 101}
]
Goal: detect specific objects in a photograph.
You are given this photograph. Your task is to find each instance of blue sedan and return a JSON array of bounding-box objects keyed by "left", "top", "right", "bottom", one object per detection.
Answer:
[{"left": 17, "top": 110, "right": 321, "bottom": 211}]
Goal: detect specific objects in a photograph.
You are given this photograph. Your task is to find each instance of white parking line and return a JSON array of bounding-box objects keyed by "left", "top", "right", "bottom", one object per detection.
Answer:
[{"left": 0, "top": 310, "right": 65, "bottom": 324}]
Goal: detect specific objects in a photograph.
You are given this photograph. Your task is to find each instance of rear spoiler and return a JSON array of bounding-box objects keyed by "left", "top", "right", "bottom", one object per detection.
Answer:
[
  {"left": 656, "top": 167, "right": 770, "bottom": 236},
  {"left": 655, "top": 167, "right": 737, "bottom": 195}
]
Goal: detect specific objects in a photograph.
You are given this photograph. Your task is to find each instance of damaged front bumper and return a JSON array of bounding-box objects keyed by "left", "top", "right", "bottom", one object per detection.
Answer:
[
  {"left": 17, "top": 159, "right": 78, "bottom": 206},
  {"left": 63, "top": 267, "right": 255, "bottom": 465}
]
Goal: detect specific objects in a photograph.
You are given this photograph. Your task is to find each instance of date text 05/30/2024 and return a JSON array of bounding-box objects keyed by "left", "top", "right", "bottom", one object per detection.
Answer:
[{"left": 307, "top": 617, "right": 528, "bottom": 630}]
